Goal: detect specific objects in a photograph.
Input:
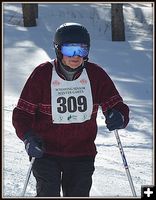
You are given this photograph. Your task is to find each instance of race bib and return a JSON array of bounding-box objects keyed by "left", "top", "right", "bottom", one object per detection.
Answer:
[{"left": 51, "top": 61, "right": 93, "bottom": 124}]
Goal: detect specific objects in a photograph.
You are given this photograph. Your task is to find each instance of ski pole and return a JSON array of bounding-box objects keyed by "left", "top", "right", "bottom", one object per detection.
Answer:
[
  {"left": 114, "top": 129, "right": 137, "bottom": 196},
  {"left": 21, "top": 157, "right": 35, "bottom": 197}
]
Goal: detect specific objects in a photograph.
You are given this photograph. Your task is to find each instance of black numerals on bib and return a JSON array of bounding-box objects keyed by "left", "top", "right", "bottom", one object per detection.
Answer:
[
  {"left": 77, "top": 95, "right": 87, "bottom": 112},
  {"left": 57, "top": 96, "right": 87, "bottom": 113},
  {"left": 57, "top": 96, "right": 67, "bottom": 113}
]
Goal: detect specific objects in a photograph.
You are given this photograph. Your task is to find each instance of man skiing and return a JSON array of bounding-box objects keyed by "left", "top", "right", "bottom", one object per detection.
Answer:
[{"left": 12, "top": 22, "right": 129, "bottom": 197}]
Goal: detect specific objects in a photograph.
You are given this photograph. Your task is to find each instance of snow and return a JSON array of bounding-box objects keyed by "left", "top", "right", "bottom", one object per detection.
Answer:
[{"left": 2, "top": 2, "right": 154, "bottom": 198}]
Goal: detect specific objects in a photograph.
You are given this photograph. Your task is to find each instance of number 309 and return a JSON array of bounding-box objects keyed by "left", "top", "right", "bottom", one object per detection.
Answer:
[{"left": 57, "top": 96, "right": 87, "bottom": 113}]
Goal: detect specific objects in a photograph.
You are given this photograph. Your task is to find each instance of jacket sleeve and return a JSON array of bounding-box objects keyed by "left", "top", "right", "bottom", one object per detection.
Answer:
[
  {"left": 98, "top": 68, "right": 129, "bottom": 128},
  {"left": 12, "top": 67, "right": 43, "bottom": 140}
]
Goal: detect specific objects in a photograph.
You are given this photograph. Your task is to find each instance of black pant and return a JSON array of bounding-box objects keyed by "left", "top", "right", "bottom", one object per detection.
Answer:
[{"left": 32, "top": 156, "right": 95, "bottom": 197}]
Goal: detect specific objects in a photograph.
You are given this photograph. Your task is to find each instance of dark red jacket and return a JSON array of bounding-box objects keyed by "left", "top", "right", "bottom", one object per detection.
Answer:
[{"left": 12, "top": 60, "right": 129, "bottom": 157}]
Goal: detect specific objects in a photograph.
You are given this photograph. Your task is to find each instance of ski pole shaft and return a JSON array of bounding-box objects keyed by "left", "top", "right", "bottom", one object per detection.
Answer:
[
  {"left": 114, "top": 130, "right": 137, "bottom": 196},
  {"left": 21, "top": 157, "right": 35, "bottom": 197}
]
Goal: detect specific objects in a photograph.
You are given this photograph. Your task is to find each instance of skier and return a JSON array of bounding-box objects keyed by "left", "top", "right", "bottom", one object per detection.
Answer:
[{"left": 12, "top": 22, "right": 129, "bottom": 197}]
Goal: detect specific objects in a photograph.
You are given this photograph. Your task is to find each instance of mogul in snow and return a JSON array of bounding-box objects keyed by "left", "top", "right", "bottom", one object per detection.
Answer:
[{"left": 12, "top": 22, "right": 129, "bottom": 197}]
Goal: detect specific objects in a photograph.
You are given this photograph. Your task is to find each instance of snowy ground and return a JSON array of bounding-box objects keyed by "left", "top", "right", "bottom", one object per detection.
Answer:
[{"left": 2, "top": 2, "right": 154, "bottom": 198}]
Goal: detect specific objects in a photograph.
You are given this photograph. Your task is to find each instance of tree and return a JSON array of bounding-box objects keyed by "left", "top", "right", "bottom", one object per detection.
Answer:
[
  {"left": 111, "top": 3, "right": 125, "bottom": 41},
  {"left": 32, "top": 3, "right": 38, "bottom": 18},
  {"left": 22, "top": 4, "right": 38, "bottom": 27}
]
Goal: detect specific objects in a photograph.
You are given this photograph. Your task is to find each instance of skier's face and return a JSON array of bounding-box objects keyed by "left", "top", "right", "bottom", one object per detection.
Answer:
[{"left": 62, "top": 56, "right": 84, "bottom": 69}]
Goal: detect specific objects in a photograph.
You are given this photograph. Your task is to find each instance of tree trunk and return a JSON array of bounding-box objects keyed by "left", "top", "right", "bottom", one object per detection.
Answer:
[
  {"left": 32, "top": 3, "right": 38, "bottom": 18},
  {"left": 111, "top": 3, "right": 125, "bottom": 41},
  {"left": 22, "top": 4, "right": 37, "bottom": 27}
]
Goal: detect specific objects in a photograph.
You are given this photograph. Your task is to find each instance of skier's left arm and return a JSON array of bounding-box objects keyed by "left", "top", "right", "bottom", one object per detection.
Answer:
[{"left": 99, "top": 71, "right": 129, "bottom": 131}]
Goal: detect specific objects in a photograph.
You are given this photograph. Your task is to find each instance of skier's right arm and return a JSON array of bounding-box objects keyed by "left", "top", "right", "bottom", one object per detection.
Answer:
[{"left": 12, "top": 67, "right": 42, "bottom": 141}]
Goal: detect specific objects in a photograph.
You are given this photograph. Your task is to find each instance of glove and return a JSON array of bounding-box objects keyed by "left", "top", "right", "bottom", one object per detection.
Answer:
[
  {"left": 105, "top": 108, "right": 124, "bottom": 131},
  {"left": 23, "top": 131, "right": 44, "bottom": 158}
]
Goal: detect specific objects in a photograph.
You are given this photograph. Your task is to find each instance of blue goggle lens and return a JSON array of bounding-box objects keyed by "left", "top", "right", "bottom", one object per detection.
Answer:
[{"left": 61, "top": 43, "right": 89, "bottom": 57}]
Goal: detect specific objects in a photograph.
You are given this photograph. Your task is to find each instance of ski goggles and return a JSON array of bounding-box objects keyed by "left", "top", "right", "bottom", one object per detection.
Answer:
[{"left": 61, "top": 43, "right": 89, "bottom": 57}]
